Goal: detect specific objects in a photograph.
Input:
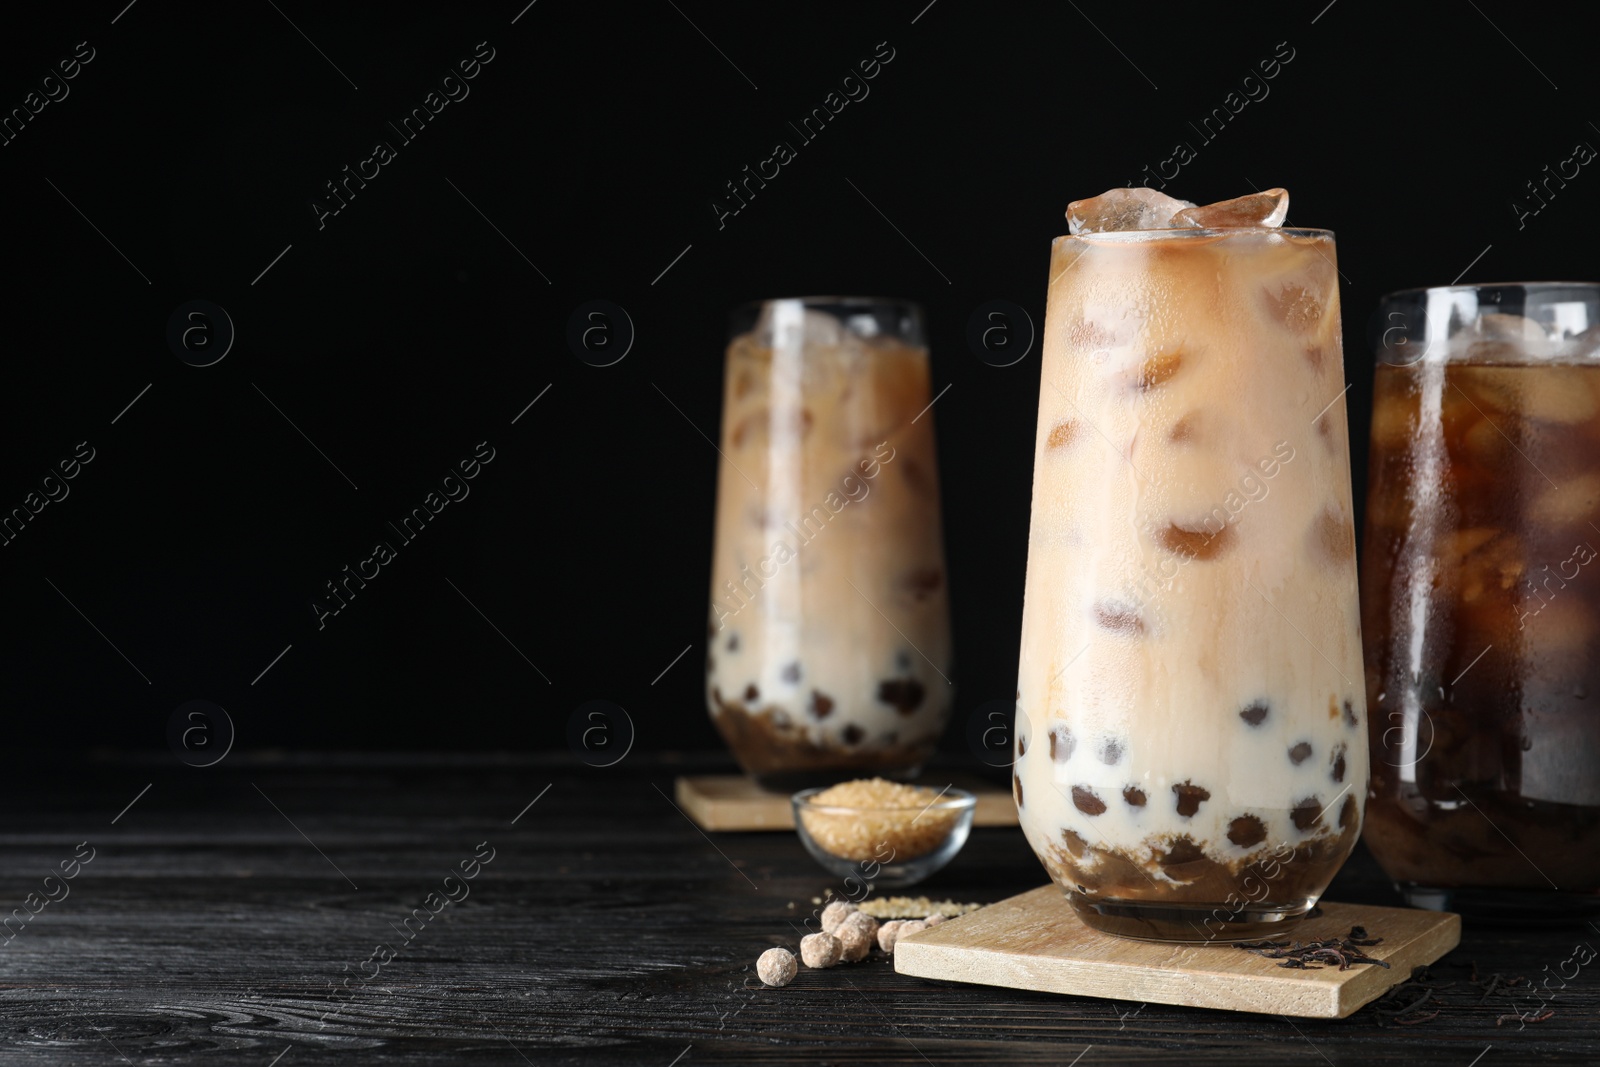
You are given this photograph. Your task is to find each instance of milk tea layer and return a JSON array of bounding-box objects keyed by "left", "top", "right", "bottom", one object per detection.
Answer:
[
  {"left": 1014, "top": 230, "right": 1367, "bottom": 901},
  {"left": 706, "top": 310, "right": 951, "bottom": 776}
]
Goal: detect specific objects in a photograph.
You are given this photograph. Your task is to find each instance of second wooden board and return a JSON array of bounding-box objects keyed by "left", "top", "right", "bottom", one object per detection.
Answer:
[{"left": 894, "top": 884, "right": 1460, "bottom": 1018}]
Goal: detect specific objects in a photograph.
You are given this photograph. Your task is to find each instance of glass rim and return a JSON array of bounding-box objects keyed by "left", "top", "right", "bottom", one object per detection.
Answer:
[
  {"left": 1379, "top": 280, "right": 1600, "bottom": 301},
  {"left": 732, "top": 296, "right": 924, "bottom": 313},
  {"left": 1053, "top": 226, "right": 1333, "bottom": 245}
]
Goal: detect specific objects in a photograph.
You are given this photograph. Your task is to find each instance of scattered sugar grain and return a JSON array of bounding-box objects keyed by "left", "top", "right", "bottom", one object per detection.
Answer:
[{"left": 858, "top": 896, "right": 982, "bottom": 920}]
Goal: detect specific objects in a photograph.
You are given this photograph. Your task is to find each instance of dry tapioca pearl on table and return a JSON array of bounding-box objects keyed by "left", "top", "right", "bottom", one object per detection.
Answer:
[
  {"left": 839, "top": 910, "right": 879, "bottom": 942},
  {"left": 820, "top": 900, "right": 857, "bottom": 933},
  {"left": 800, "top": 932, "right": 842, "bottom": 969},
  {"left": 883, "top": 920, "right": 926, "bottom": 953},
  {"left": 836, "top": 922, "right": 873, "bottom": 962},
  {"left": 757, "top": 947, "right": 797, "bottom": 987}
]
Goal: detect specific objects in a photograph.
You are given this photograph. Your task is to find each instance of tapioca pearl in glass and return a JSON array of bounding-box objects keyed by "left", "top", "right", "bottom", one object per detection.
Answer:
[
  {"left": 809, "top": 691, "right": 834, "bottom": 719},
  {"left": 1049, "top": 725, "right": 1076, "bottom": 762},
  {"left": 1227, "top": 814, "right": 1267, "bottom": 848},
  {"left": 876, "top": 678, "right": 926, "bottom": 716},
  {"left": 895, "top": 566, "right": 944, "bottom": 604},
  {"left": 1159, "top": 838, "right": 1206, "bottom": 869},
  {"left": 1072, "top": 785, "right": 1107, "bottom": 816},
  {"left": 1093, "top": 600, "right": 1145, "bottom": 636},
  {"left": 1172, "top": 782, "right": 1212, "bottom": 818},
  {"left": 1290, "top": 797, "right": 1324, "bottom": 832}
]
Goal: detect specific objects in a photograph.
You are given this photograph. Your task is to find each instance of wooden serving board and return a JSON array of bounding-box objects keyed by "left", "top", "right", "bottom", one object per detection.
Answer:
[
  {"left": 894, "top": 884, "right": 1460, "bottom": 1019},
  {"left": 674, "top": 773, "right": 1019, "bottom": 831}
]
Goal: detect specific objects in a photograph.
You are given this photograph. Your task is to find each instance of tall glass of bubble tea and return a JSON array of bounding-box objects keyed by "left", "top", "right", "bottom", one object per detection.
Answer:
[
  {"left": 1361, "top": 283, "right": 1600, "bottom": 918},
  {"left": 1012, "top": 188, "right": 1369, "bottom": 940},
  {"left": 705, "top": 298, "right": 952, "bottom": 791}
]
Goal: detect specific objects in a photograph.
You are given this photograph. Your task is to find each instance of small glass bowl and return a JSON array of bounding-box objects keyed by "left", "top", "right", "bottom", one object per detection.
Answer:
[{"left": 791, "top": 787, "right": 976, "bottom": 888}]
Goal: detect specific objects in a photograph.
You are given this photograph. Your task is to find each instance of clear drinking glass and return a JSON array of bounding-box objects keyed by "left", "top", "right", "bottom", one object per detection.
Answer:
[
  {"left": 706, "top": 298, "right": 952, "bottom": 790},
  {"left": 1013, "top": 227, "right": 1368, "bottom": 940},
  {"left": 1361, "top": 282, "right": 1600, "bottom": 918}
]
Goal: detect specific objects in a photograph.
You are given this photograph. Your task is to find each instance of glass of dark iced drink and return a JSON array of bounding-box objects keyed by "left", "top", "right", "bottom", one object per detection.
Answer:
[
  {"left": 706, "top": 298, "right": 951, "bottom": 789},
  {"left": 1362, "top": 282, "right": 1600, "bottom": 917},
  {"left": 1013, "top": 188, "right": 1368, "bottom": 941}
]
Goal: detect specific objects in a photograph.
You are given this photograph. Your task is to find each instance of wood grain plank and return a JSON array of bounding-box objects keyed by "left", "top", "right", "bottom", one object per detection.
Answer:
[{"left": 0, "top": 756, "right": 1591, "bottom": 1066}]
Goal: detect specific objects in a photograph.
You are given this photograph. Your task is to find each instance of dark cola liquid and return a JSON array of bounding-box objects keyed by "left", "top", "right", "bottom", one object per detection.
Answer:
[{"left": 1362, "top": 360, "right": 1600, "bottom": 895}]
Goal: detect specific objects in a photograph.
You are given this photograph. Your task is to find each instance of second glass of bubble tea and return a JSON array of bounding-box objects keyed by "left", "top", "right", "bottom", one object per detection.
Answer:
[{"left": 705, "top": 298, "right": 952, "bottom": 790}]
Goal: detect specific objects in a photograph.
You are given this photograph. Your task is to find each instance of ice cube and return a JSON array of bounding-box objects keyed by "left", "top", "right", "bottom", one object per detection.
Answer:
[
  {"left": 1456, "top": 312, "right": 1550, "bottom": 363},
  {"left": 1520, "top": 367, "right": 1599, "bottom": 424},
  {"left": 1478, "top": 312, "right": 1546, "bottom": 344},
  {"left": 1464, "top": 366, "right": 1598, "bottom": 423},
  {"left": 1261, "top": 283, "right": 1325, "bottom": 334},
  {"left": 1132, "top": 348, "right": 1184, "bottom": 390},
  {"left": 1172, "top": 189, "right": 1289, "bottom": 229},
  {"left": 1453, "top": 530, "right": 1525, "bottom": 603},
  {"left": 1067, "top": 188, "right": 1195, "bottom": 234},
  {"left": 800, "top": 307, "right": 846, "bottom": 348},
  {"left": 1530, "top": 472, "right": 1600, "bottom": 525},
  {"left": 1556, "top": 322, "right": 1600, "bottom": 361}
]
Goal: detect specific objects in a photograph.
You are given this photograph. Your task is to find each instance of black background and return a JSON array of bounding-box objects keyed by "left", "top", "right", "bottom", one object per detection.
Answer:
[{"left": 0, "top": 0, "right": 1590, "bottom": 756}]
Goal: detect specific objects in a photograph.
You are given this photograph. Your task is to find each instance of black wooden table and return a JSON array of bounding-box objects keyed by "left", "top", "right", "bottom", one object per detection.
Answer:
[{"left": 3, "top": 754, "right": 1595, "bottom": 1065}]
